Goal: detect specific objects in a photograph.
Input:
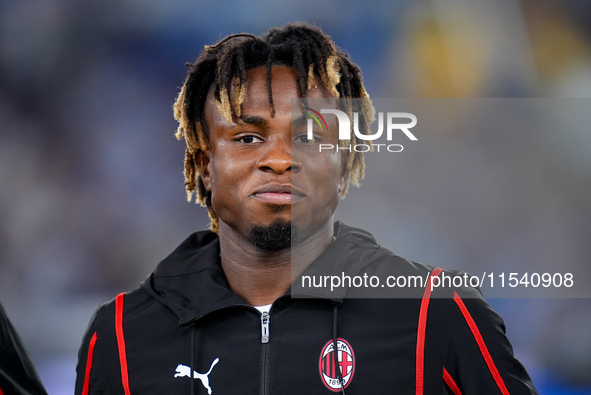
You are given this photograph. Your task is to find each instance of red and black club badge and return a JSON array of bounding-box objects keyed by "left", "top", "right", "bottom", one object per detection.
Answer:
[{"left": 318, "top": 338, "right": 355, "bottom": 391}]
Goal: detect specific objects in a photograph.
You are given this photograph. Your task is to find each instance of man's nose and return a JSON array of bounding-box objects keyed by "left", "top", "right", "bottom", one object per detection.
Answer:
[{"left": 256, "top": 137, "right": 302, "bottom": 174}]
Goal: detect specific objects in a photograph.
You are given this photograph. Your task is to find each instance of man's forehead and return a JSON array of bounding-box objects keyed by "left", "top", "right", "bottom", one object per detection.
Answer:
[{"left": 204, "top": 65, "right": 336, "bottom": 126}]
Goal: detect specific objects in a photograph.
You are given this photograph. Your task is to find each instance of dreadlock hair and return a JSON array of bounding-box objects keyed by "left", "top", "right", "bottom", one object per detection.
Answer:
[{"left": 174, "top": 22, "right": 375, "bottom": 233}]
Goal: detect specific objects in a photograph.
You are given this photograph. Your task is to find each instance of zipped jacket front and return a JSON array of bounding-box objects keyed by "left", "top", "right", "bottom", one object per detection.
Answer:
[{"left": 75, "top": 223, "right": 537, "bottom": 394}]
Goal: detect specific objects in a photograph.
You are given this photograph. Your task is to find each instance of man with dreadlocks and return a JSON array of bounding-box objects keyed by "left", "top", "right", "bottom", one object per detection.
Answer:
[{"left": 75, "top": 22, "right": 537, "bottom": 394}]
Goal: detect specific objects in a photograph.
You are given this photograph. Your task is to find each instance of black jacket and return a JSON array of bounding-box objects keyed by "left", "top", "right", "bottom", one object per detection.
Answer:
[
  {"left": 0, "top": 304, "right": 47, "bottom": 395},
  {"left": 75, "top": 223, "right": 537, "bottom": 394}
]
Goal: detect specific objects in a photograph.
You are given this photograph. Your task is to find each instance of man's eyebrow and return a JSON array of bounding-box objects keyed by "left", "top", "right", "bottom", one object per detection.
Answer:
[
  {"left": 291, "top": 115, "right": 308, "bottom": 126},
  {"left": 236, "top": 115, "right": 267, "bottom": 127}
]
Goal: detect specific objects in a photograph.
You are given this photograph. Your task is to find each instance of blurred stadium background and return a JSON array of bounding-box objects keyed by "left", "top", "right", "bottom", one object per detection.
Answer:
[{"left": 1, "top": 0, "right": 590, "bottom": 393}]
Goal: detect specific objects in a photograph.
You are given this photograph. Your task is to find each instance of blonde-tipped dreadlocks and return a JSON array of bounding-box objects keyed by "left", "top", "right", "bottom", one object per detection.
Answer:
[{"left": 174, "top": 22, "right": 375, "bottom": 233}]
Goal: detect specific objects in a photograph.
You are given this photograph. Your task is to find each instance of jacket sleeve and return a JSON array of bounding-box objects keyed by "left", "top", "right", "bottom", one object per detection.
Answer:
[
  {"left": 442, "top": 286, "right": 538, "bottom": 394},
  {"left": 0, "top": 304, "right": 48, "bottom": 395},
  {"left": 75, "top": 298, "right": 123, "bottom": 395}
]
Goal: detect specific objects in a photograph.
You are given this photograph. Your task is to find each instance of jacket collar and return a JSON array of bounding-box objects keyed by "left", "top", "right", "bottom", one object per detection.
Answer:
[{"left": 141, "top": 222, "right": 390, "bottom": 326}]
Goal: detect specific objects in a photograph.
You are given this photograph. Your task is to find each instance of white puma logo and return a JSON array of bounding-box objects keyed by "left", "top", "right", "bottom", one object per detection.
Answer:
[{"left": 174, "top": 358, "right": 219, "bottom": 394}]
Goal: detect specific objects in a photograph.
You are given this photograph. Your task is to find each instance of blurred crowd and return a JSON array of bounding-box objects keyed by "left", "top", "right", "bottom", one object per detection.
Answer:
[{"left": 1, "top": 0, "right": 590, "bottom": 393}]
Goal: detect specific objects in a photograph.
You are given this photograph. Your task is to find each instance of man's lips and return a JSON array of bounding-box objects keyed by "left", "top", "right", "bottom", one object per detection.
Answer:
[{"left": 250, "top": 184, "right": 306, "bottom": 204}]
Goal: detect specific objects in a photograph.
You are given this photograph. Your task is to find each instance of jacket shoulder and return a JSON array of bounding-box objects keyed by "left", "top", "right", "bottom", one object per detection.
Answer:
[
  {"left": 74, "top": 287, "right": 153, "bottom": 395},
  {"left": 434, "top": 278, "right": 538, "bottom": 394},
  {"left": 0, "top": 304, "right": 48, "bottom": 395}
]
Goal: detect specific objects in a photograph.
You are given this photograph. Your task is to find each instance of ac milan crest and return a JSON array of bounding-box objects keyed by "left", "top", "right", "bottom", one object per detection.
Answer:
[{"left": 318, "top": 338, "right": 355, "bottom": 391}]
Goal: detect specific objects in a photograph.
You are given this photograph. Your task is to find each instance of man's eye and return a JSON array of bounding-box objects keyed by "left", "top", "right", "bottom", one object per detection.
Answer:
[
  {"left": 294, "top": 135, "right": 316, "bottom": 144},
  {"left": 238, "top": 135, "right": 263, "bottom": 144}
]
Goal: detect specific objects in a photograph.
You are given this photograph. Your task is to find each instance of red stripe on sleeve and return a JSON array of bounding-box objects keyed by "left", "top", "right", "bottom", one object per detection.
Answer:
[
  {"left": 453, "top": 292, "right": 510, "bottom": 395},
  {"left": 115, "top": 293, "right": 131, "bottom": 395},
  {"left": 416, "top": 267, "right": 443, "bottom": 395},
  {"left": 82, "top": 331, "right": 98, "bottom": 395},
  {"left": 443, "top": 367, "right": 462, "bottom": 395},
  {"left": 0, "top": 385, "right": 4, "bottom": 395}
]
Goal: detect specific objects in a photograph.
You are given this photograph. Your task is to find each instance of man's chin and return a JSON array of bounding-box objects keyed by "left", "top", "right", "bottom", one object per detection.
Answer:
[{"left": 248, "top": 220, "right": 301, "bottom": 252}]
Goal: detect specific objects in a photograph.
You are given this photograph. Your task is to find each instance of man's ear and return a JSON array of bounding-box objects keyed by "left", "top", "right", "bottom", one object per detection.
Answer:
[{"left": 197, "top": 149, "right": 211, "bottom": 191}]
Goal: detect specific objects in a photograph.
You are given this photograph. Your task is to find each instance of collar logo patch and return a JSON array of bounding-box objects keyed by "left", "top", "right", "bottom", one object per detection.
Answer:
[
  {"left": 319, "top": 338, "right": 355, "bottom": 391},
  {"left": 174, "top": 357, "right": 219, "bottom": 394}
]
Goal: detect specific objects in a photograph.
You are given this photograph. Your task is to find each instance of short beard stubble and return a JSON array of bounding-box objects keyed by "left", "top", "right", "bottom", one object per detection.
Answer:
[{"left": 248, "top": 220, "right": 302, "bottom": 252}]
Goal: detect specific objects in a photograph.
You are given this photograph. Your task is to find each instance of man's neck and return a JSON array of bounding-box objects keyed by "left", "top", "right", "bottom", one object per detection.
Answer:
[{"left": 218, "top": 221, "right": 334, "bottom": 306}]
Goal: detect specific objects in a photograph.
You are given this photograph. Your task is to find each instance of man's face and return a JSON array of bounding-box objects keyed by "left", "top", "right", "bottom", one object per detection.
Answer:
[{"left": 201, "top": 65, "right": 344, "bottom": 247}]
